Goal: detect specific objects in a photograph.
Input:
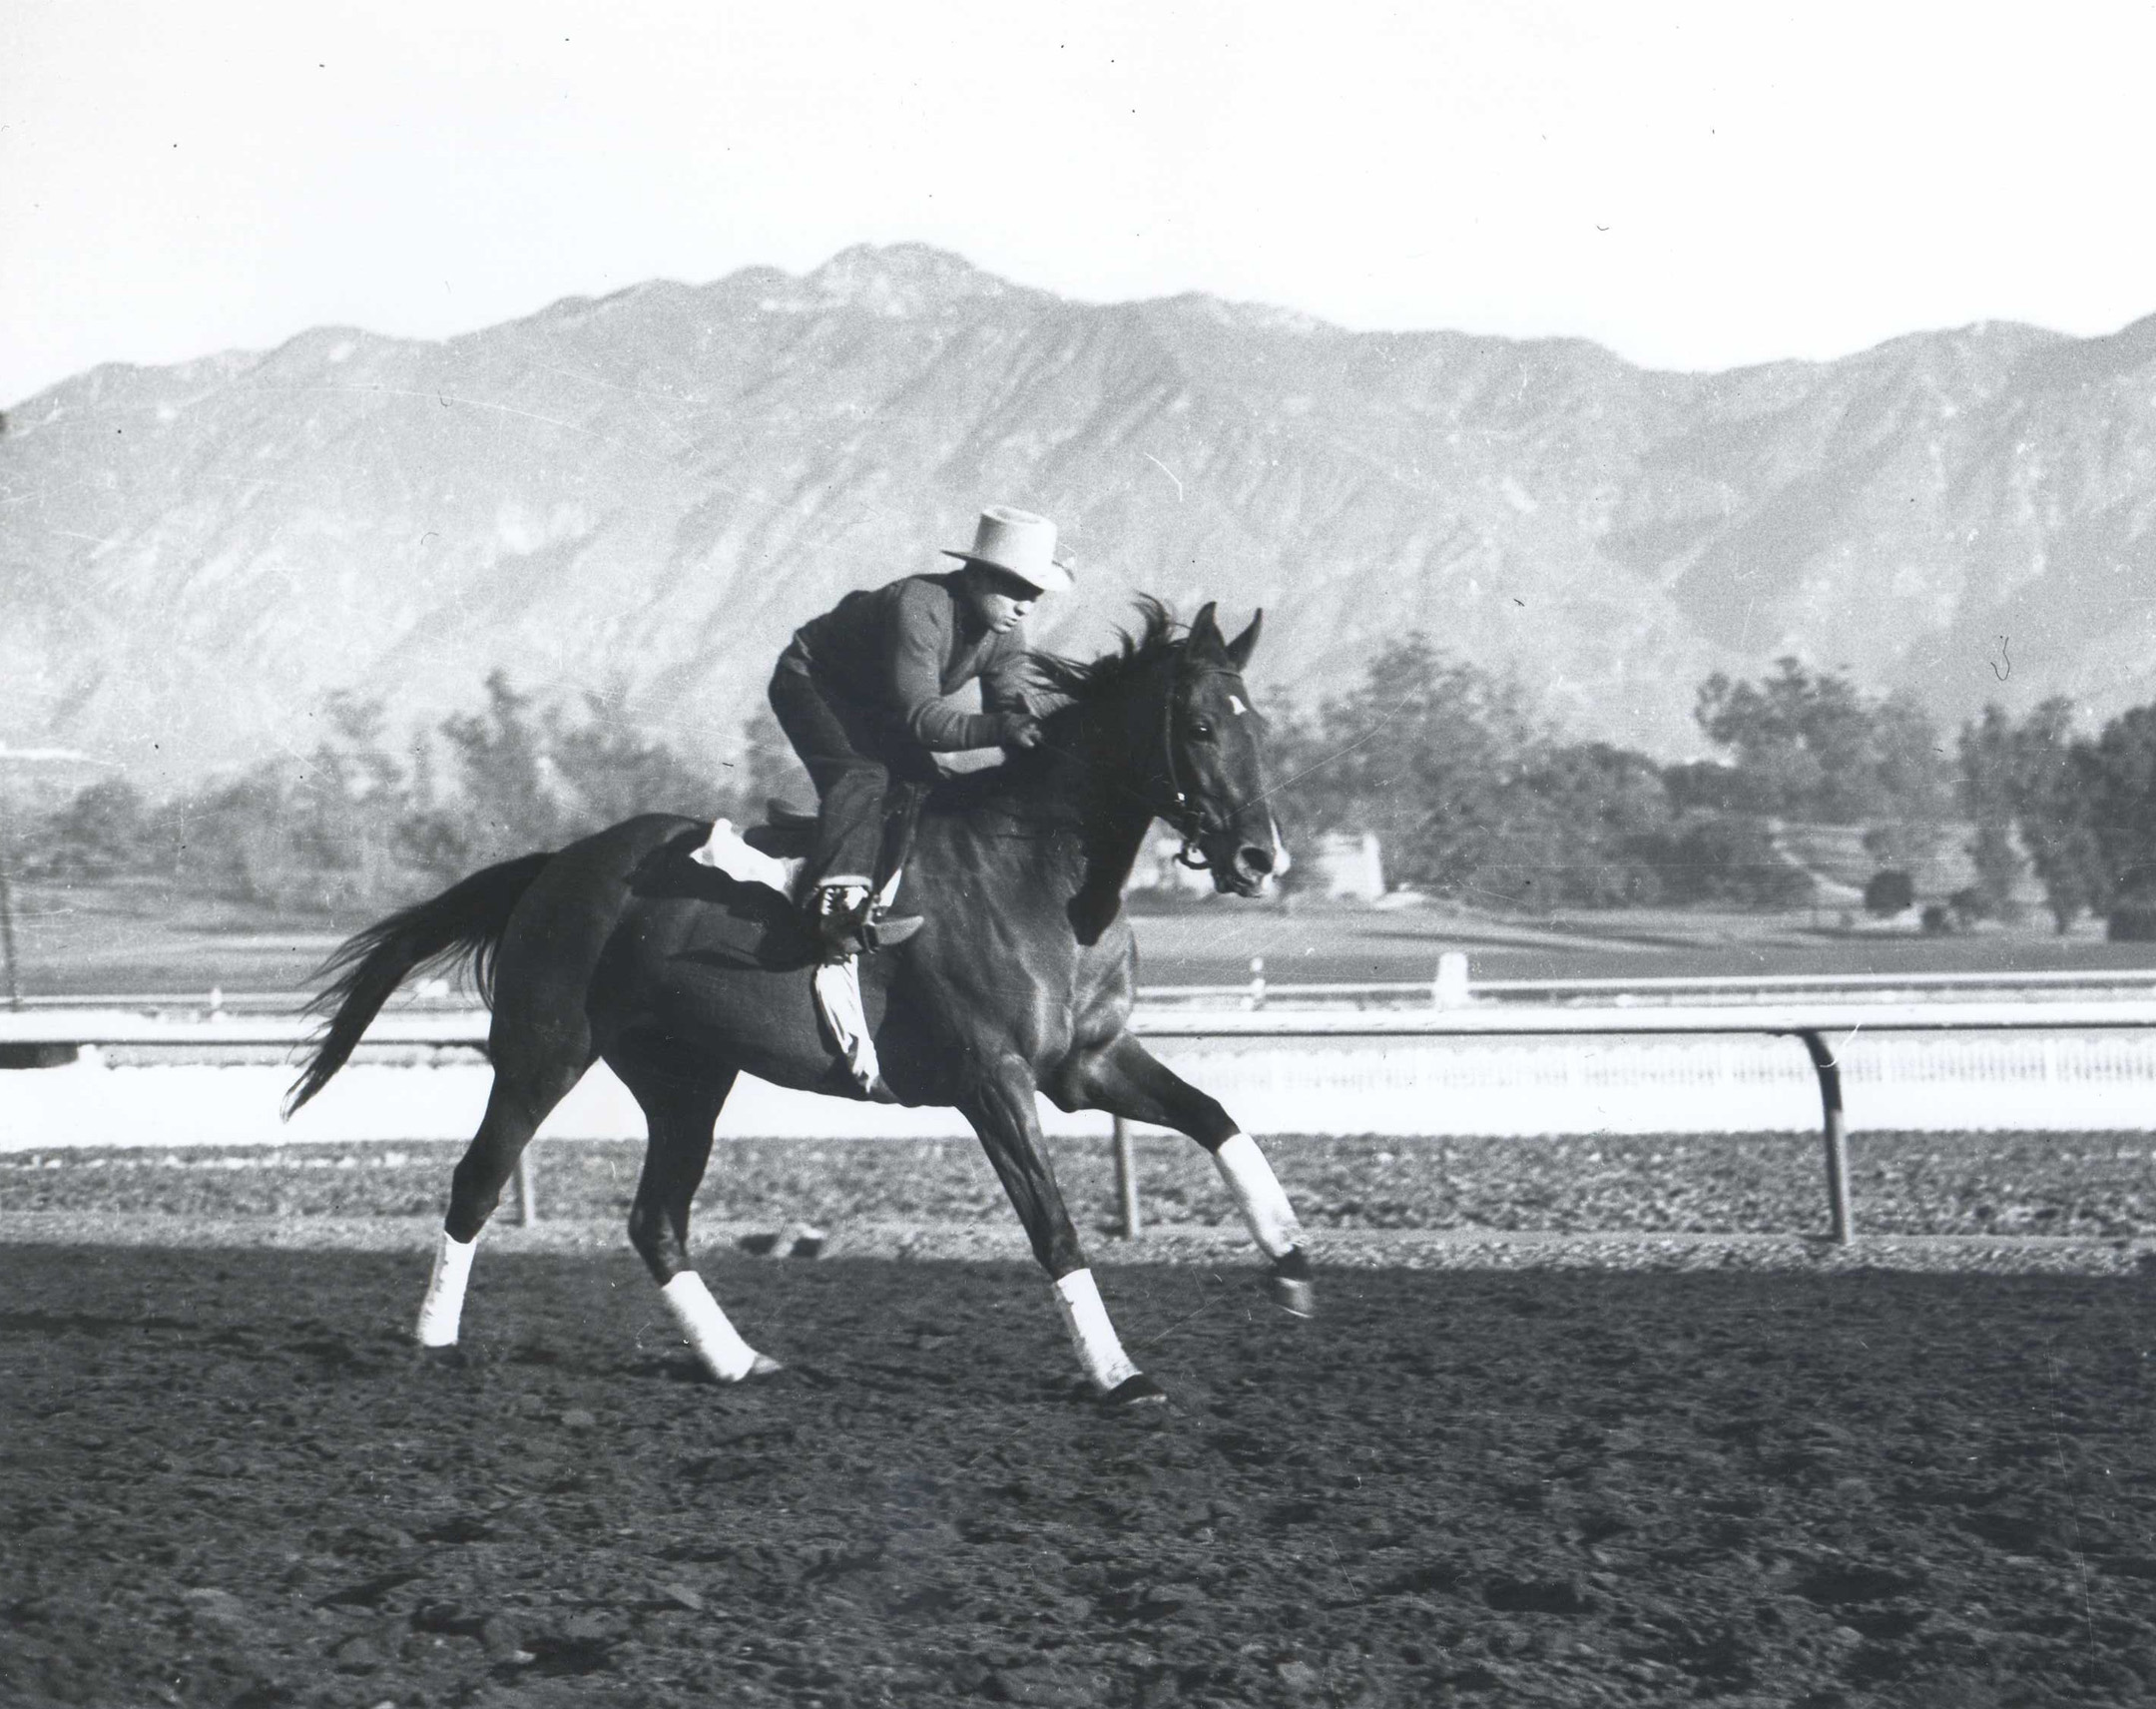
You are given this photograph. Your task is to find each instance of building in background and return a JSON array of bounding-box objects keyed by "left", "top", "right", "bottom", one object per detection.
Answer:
[{"left": 1311, "top": 831, "right": 1383, "bottom": 900}]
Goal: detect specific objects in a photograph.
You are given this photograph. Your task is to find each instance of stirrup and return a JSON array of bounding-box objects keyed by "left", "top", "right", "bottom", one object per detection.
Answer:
[
  {"left": 861, "top": 908, "right": 923, "bottom": 951},
  {"left": 807, "top": 881, "right": 871, "bottom": 959}
]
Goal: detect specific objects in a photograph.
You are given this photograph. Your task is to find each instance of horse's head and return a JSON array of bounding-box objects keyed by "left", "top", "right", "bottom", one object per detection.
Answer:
[{"left": 1162, "top": 603, "right": 1289, "bottom": 897}]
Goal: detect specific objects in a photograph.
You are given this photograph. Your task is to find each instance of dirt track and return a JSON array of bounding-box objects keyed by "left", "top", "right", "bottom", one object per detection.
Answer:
[{"left": 7, "top": 1244, "right": 2156, "bottom": 1707}]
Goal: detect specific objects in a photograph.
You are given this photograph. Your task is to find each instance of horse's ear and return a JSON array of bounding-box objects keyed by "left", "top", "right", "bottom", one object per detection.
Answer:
[
  {"left": 1187, "top": 601, "right": 1224, "bottom": 658},
  {"left": 1225, "top": 609, "right": 1263, "bottom": 671}
]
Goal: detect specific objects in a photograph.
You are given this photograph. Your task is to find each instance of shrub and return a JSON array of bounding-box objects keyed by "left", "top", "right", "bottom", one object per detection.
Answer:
[
  {"left": 1864, "top": 869, "right": 1914, "bottom": 917},
  {"left": 1632, "top": 814, "right": 1813, "bottom": 907}
]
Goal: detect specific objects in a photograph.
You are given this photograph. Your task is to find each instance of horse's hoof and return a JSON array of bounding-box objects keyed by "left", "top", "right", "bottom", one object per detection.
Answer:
[
  {"left": 1265, "top": 1272, "right": 1317, "bottom": 1319},
  {"left": 414, "top": 1342, "right": 469, "bottom": 1369},
  {"left": 1101, "top": 1373, "right": 1169, "bottom": 1408},
  {"left": 746, "top": 1353, "right": 787, "bottom": 1380}
]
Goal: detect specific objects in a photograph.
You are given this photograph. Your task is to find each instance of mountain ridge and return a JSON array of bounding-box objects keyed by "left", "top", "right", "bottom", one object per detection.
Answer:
[{"left": 4, "top": 244, "right": 2152, "bottom": 790}]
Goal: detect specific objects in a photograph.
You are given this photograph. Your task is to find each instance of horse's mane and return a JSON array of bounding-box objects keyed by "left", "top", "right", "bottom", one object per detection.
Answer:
[
  {"left": 1024, "top": 596, "right": 1184, "bottom": 708},
  {"left": 927, "top": 596, "right": 1185, "bottom": 816}
]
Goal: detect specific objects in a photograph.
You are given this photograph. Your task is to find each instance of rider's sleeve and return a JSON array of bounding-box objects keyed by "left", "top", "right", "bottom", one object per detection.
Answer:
[
  {"left": 979, "top": 632, "right": 1045, "bottom": 721},
  {"left": 888, "top": 581, "right": 1001, "bottom": 751}
]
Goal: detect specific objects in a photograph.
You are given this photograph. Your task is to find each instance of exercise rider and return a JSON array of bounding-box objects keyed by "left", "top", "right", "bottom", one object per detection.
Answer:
[{"left": 769, "top": 504, "right": 1070, "bottom": 958}]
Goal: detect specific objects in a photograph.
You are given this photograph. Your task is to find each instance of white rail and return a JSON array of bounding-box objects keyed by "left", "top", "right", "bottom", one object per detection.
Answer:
[
  {"left": 10, "top": 996, "right": 2156, "bottom": 1047},
  {"left": 1145, "top": 963, "right": 2156, "bottom": 1007},
  {"left": 19, "top": 963, "right": 2156, "bottom": 1014},
  {"left": 8, "top": 997, "right": 2156, "bottom": 1246}
]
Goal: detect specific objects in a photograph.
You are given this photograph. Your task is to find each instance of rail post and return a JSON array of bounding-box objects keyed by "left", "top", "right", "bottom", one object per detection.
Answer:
[
  {"left": 1795, "top": 1030, "right": 1854, "bottom": 1245},
  {"left": 514, "top": 1150, "right": 538, "bottom": 1227},
  {"left": 1246, "top": 957, "right": 1267, "bottom": 1010},
  {"left": 0, "top": 854, "right": 20, "bottom": 1010},
  {"left": 1112, "top": 1117, "right": 1142, "bottom": 1239},
  {"left": 1432, "top": 951, "right": 1470, "bottom": 1007}
]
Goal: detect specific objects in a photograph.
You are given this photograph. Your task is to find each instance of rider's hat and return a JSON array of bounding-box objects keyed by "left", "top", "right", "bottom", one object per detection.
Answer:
[{"left": 942, "top": 505, "right": 1073, "bottom": 594}]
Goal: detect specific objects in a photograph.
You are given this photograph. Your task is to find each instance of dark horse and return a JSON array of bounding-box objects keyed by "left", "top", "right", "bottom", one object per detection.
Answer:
[{"left": 287, "top": 601, "right": 1311, "bottom": 1404}]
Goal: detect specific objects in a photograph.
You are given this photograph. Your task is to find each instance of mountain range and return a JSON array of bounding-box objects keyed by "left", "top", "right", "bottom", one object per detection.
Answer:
[{"left": 4, "top": 243, "right": 2153, "bottom": 791}]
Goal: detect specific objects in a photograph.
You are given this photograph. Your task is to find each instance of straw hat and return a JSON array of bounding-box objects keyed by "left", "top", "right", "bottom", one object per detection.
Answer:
[{"left": 941, "top": 505, "right": 1073, "bottom": 594}]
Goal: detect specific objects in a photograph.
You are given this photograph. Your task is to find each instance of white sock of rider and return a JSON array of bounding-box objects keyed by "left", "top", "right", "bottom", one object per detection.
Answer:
[
  {"left": 661, "top": 1271, "right": 761, "bottom": 1382},
  {"left": 416, "top": 1229, "right": 477, "bottom": 1347},
  {"left": 1052, "top": 1268, "right": 1139, "bottom": 1393},
  {"left": 1212, "top": 1132, "right": 1304, "bottom": 1262}
]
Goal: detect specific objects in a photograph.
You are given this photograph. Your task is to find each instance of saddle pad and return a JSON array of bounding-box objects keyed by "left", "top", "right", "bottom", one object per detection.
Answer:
[{"left": 689, "top": 818, "right": 803, "bottom": 899}]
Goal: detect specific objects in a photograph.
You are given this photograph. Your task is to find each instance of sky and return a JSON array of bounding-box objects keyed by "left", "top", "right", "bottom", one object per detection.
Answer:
[{"left": 4, "top": 0, "right": 2155, "bottom": 406}]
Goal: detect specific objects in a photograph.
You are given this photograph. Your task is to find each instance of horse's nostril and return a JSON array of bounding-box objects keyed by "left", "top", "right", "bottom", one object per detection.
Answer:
[{"left": 1239, "top": 845, "right": 1274, "bottom": 875}]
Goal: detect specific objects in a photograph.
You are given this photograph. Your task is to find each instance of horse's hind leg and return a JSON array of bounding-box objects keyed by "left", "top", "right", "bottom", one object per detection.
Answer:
[
  {"left": 609, "top": 1051, "right": 780, "bottom": 1383},
  {"left": 1055, "top": 1031, "right": 1315, "bottom": 1317},
  {"left": 962, "top": 1055, "right": 1161, "bottom": 1405},
  {"left": 417, "top": 1045, "right": 593, "bottom": 1348}
]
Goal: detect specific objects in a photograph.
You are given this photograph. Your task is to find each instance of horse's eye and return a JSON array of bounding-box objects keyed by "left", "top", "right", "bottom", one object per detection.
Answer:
[{"left": 1191, "top": 720, "right": 1216, "bottom": 742}]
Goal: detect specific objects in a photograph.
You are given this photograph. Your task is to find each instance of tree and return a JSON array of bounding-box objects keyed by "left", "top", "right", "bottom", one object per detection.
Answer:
[
  {"left": 549, "top": 694, "right": 724, "bottom": 831},
  {"left": 2012, "top": 698, "right": 2106, "bottom": 932},
  {"left": 1694, "top": 659, "right": 1950, "bottom": 824},
  {"left": 1958, "top": 703, "right": 2026, "bottom": 918},
  {"left": 290, "top": 694, "right": 414, "bottom": 904},
  {"left": 151, "top": 764, "right": 312, "bottom": 905},
  {"left": 1695, "top": 662, "right": 1827, "bottom": 814},
  {"left": 1278, "top": 636, "right": 1549, "bottom": 899},
  {"left": 1509, "top": 743, "right": 1677, "bottom": 906},
  {"left": 1635, "top": 813, "right": 1814, "bottom": 906},
  {"left": 2085, "top": 706, "right": 2156, "bottom": 888},
  {"left": 1872, "top": 692, "right": 1954, "bottom": 820},
  {"left": 38, "top": 779, "right": 149, "bottom": 877},
  {"left": 411, "top": 671, "right": 569, "bottom": 873}
]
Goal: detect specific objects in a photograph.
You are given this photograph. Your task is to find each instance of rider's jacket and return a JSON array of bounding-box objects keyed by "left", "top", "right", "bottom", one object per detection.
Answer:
[{"left": 782, "top": 572, "right": 1035, "bottom": 752}]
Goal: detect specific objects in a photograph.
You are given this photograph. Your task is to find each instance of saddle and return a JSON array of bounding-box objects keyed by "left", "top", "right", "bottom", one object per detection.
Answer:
[
  {"left": 739, "top": 800, "right": 817, "bottom": 861},
  {"left": 683, "top": 787, "right": 929, "bottom": 1097},
  {"left": 713, "top": 791, "right": 926, "bottom": 912}
]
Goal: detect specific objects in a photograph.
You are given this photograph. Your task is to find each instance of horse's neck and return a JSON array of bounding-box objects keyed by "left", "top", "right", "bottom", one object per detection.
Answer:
[
  {"left": 936, "top": 671, "right": 1163, "bottom": 936},
  {"left": 1039, "top": 676, "right": 1162, "bottom": 924}
]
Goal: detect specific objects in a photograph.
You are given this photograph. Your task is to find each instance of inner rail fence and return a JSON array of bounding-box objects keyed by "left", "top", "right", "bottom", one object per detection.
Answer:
[
  {"left": 18, "top": 960, "right": 2156, "bottom": 1014},
  {"left": 9, "top": 997, "right": 2156, "bottom": 1247}
]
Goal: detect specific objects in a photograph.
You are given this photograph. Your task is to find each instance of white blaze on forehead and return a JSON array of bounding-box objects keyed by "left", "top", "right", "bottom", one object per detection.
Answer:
[{"left": 1228, "top": 694, "right": 1248, "bottom": 717}]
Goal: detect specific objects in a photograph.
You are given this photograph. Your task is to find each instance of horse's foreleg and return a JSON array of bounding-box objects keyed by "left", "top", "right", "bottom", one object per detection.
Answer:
[
  {"left": 1059, "top": 1032, "right": 1315, "bottom": 1317},
  {"left": 962, "top": 1058, "right": 1161, "bottom": 1404}
]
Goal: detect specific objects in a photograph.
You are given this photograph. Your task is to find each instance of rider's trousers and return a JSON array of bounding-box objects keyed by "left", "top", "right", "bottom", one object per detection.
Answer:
[{"left": 767, "top": 657, "right": 931, "bottom": 891}]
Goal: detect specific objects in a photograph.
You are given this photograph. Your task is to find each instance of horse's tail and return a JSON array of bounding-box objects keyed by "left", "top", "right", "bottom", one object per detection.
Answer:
[{"left": 284, "top": 852, "right": 555, "bottom": 1117}]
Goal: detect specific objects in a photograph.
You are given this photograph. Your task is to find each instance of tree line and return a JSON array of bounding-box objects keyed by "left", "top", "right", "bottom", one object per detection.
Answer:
[
  {"left": 1268, "top": 640, "right": 2156, "bottom": 930},
  {"left": 9, "top": 645, "right": 2156, "bottom": 930},
  {"left": 7, "top": 675, "right": 802, "bottom": 913}
]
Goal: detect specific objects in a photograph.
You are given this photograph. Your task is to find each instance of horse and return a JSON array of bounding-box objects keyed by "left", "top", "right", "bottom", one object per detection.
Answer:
[{"left": 286, "top": 599, "right": 1312, "bottom": 1405}]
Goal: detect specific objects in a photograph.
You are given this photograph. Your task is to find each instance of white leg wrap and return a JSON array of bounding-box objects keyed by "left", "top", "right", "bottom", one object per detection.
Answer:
[
  {"left": 416, "top": 1230, "right": 477, "bottom": 1348},
  {"left": 812, "top": 957, "right": 881, "bottom": 1092},
  {"left": 1213, "top": 1132, "right": 1304, "bottom": 1261},
  {"left": 1052, "top": 1269, "right": 1140, "bottom": 1393},
  {"left": 662, "top": 1271, "right": 761, "bottom": 1383}
]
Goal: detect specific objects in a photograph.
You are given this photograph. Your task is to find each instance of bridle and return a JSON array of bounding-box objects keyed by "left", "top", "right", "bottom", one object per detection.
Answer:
[{"left": 1158, "top": 659, "right": 1245, "bottom": 871}]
